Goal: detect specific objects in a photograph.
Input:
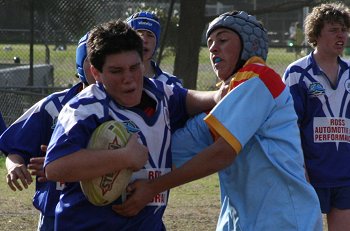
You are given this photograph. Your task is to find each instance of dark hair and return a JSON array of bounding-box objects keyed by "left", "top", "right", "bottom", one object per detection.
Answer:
[{"left": 87, "top": 19, "right": 144, "bottom": 72}]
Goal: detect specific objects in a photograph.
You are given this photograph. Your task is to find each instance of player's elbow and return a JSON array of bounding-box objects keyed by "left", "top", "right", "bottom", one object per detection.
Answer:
[
  {"left": 45, "top": 163, "right": 57, "bottom": 181},
  {"left": 213, "top": 137, "right": 237, "bottom": 169}
]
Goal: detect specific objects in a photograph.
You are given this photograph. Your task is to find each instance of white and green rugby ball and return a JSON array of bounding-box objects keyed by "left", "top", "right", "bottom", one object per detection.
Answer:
[{"left": 80, "top": 120, "right": 133, "bottom": 206}]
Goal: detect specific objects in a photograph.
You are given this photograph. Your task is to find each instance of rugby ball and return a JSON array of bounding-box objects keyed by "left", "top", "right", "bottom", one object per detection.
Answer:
[{"left": 80, "top": 120, "right": 133, "bottom": 206}]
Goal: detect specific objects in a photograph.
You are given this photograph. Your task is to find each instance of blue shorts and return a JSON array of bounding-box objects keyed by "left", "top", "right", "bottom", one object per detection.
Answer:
[
  {"left": 37, "top": 213, "right": 55, "bottom": 231},
  {"left": 315, "top": 186, "right": 350, "bottom": 213}
]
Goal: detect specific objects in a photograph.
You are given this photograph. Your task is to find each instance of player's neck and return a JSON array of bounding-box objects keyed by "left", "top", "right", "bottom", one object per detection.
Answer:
[
  {"left": 313, "top": 48, "right": 338, "bottom": 66},
  {"left": 313, "top": 50, "right": 339, "bottom": 85},
  {"left": 137, "top": 92, "right": 156, "bottom": 117},
  {"left": 144, "top": 60, "right": 155, "bottom": 78}
]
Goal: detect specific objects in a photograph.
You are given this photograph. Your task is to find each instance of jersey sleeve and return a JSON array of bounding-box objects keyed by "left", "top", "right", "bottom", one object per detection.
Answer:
[
  {"left": 172, "top": 112, "right": 213, "bottom": 167},
  {"left": 44, "top": 94, "right": 106, "bottom": 167},
  {"left": 166, "top": 84, "right": 189, "bottom": 132},
  {"left": 0, "top": 99, "right": 51, "bottom": 162},
  {"left": 282, "top": 64, "right": 307, "bottom": 124},
  {"left": 0, "top": 86, "right": 79, "bottom": 162},
  {"left": 205, "top": 74, "right": 284, "bottom": 154}
]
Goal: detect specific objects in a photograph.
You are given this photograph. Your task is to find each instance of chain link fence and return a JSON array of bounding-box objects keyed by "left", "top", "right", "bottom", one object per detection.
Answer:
[
  {"left": 1, "top": 0, "right": 343, "bottom": 127},
  {"left": 0, "top": 0, "right": 176, "bottom": 124}
]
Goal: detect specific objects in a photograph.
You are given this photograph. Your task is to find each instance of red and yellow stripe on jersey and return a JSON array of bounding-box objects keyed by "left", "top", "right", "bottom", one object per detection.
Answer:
[{"left": 206, "top": 56, "right": 285, "bottom": 152}]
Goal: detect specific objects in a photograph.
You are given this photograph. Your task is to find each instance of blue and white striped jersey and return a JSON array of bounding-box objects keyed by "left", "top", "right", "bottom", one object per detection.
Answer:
[
  {"left": 44, "top": 78, "right": 188, "bottom": 231},
  {"left": 151, "top": 60, "right": 183, "bottom": 88},
  {"left": 0, "top": 82, "right": 83, "bottom": 216},
  {"left": 283, "top": 52, "right": 350, "bottom": 188}
]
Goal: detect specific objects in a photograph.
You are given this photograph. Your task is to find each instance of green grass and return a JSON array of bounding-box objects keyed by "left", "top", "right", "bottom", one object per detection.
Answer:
[
  {"left": 0, "top": 44, "right": 77, "bottom": 87},
  {"left": 0, "top": 155, "right": 37, "bottom": 231},
  {"left": 1, "top": 43, "right": 307, "bottom": 90},
  {"left": 0, "top": 155, "right": 329, "bottom": 230},
  {"left": 0, "top": 155, "right": 221, "bottom": 231}
]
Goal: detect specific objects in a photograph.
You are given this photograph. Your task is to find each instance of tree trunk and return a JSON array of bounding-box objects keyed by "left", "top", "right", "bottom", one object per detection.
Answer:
[{"left": 174, "top": 0, "right": 206, "bottom": 90}]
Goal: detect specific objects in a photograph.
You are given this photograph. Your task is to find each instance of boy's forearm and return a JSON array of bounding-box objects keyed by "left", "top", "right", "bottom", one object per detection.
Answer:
[
  {"left": 186, "top": 90, "right": 217, "bottom": 116},
  {"left": 6, "top": 154, "right": 25, "bottom": 170},
  {"left": 150, "top": 137, "right": 236, "bottom": 194},
  {"left": 45, "top": 148, "right": 132, "bottom": 182}
]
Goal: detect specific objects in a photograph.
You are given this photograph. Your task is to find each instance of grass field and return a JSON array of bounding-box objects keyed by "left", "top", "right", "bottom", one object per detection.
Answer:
[
  {"left": 0, "top": 155, "right": 221, "bottom": 231},
  {"left": 0, "top": 43, "right": 316, "bottom": 90},
  {"left": 0, "top": 155, "right": 330, "bottom": 230}
]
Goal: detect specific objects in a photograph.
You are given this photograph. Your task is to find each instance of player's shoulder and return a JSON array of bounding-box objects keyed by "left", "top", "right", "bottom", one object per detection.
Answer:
[
  {"left": 38, "top": 83, "right": 83, "bottom": 111},
  {"left": 339, "top": 56, "right": 350, "bottom": 70},
  {"left": 237, "top": 61, "right": 281, "bottom": 86},
  {"left": 71, "top": 83, "right": 105, "bottom": 103},
  {"left": 22, "top": 88, "right": 70, "bottom": 116},
  {"left": 234, "top": 59, "right": 285, "bottom": 99},
  {"left": 155, "top": 70, "right": 183, "bottom": 87},
  {"left": 287, "top": 55, "right": 309, "bottom": 71},
  {"left": 152, "top": 61, "right": 184, "bottom": 87},
  {"left": 60, "top": 83, "right": 110, "bottom": 121},
  {"left": 283, "top": 55, "right": 312, "bottom": 83}
]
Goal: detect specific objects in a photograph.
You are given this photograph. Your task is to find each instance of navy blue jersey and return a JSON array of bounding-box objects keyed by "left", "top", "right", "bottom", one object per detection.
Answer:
[
  {"left": 45, "top": 78, "right": 188, "bottom": 231},
  {"left": 0, "top": 83, "right": 83, "bottom": 216},
  {"left": 283, "top": 52, "right": 350, "bottom": 188}
]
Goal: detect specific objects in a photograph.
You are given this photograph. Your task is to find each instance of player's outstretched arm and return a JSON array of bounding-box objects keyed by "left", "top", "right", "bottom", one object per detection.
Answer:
[
  {"left": 113, "top": 137, "right": 236, "bottom": 217},
  {"left": 45, "top": 134, "right": 148, "bottom": 182},
  {"left": 6, "top": 154, "right": 33, "bottom": 191},
  {"left": 185, "top": 90, "right": 218, "bottom": 116}
]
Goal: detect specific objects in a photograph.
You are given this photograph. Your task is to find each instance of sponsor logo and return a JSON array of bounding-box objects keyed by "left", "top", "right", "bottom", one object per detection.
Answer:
[
  {"left": 138, "top": 21, "right": 153, "bottom": 27},
  {"left": 308, "top": 82, "right": 325, "bottom": 97},
  {"left": 345, "top": 79, "right": 350, "bottom": 94},
  {"left": 314, "top": 117, "right": 350, "bottom": 149},
  {"left": 123, "top": 120, "right": 140, "bottom": 133},
  {"left": 131, "top": 168, "right": 171, "bottom": 206}
]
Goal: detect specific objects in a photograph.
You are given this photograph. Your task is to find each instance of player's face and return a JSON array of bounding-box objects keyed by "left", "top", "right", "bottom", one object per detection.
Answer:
[
  {"left": 207, "top": 28, "right": 241, "bottom": 82},
  {"left": 92, "top": 51, "right": 144, "bottom": 107},
  {"left": 137, "top": 29, "right": 156, "bottom": 61},
  {"left": 315, "top": 22, "right": 348, "bottom": 57}
]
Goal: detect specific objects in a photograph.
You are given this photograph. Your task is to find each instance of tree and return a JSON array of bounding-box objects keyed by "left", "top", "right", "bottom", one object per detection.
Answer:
[
  {"left": 173, "top": 0, "right": 207, "bottom": 89},
  {"left": 173, "top": 0, "right": 320, "bottom": 89}
]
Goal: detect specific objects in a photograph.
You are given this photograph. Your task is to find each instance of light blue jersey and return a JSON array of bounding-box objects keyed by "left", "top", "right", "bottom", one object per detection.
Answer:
[
  {"left": 44, "top": 78, "right": 188, "bottom": 231},
  {"left": 172, "top": 112, "right": 213, "bottom": 167},
  {"left": 172, "top": 58, "right": 322, "bottom": 231}
]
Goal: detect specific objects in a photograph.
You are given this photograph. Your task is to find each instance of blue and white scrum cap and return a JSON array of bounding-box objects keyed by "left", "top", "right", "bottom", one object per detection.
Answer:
[
  {"left": 206, "top": 11, "right": 268, "bottom": 61},
  {"left": 126, "top": 11, "right": 161, "bottom": 51},
  {"left": 76, "top": 32, "right": 89, "bottom": 84}
]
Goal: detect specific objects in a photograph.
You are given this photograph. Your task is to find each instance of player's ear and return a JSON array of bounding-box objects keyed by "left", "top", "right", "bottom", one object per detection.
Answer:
[{"left": 90, "top": 65, "right": 102, "bottom": 82}]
